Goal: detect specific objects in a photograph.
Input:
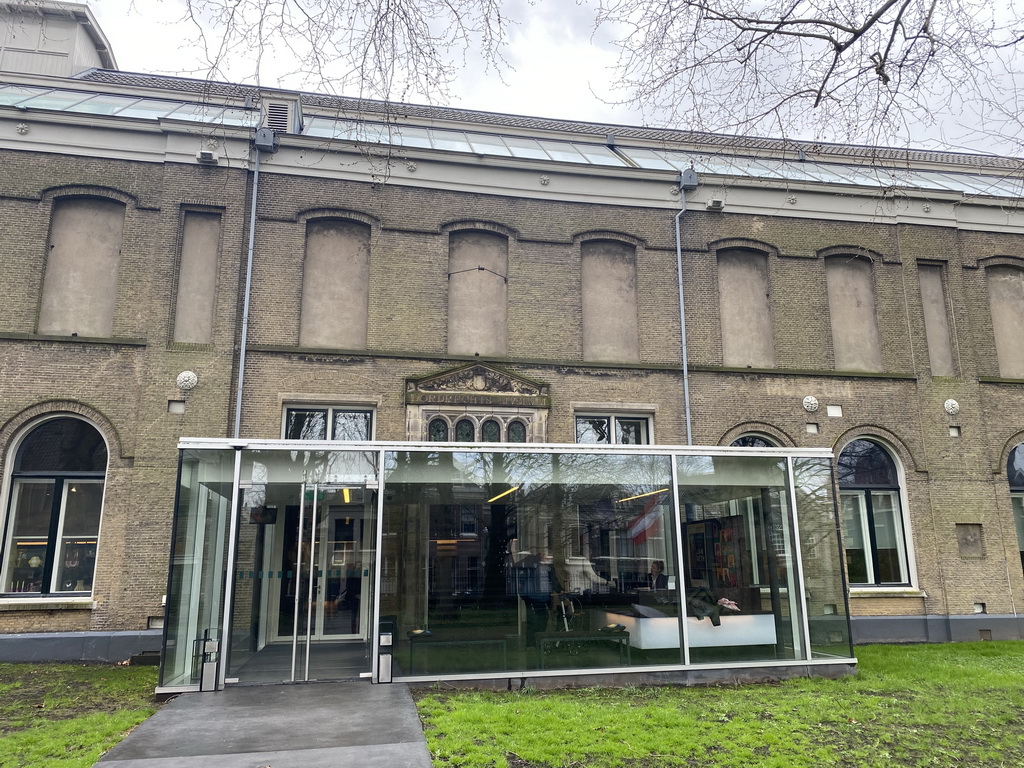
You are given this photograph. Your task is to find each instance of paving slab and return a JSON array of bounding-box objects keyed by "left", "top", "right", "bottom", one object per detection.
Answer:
[{"left": 97, "top": 682, "right": 433, "bottom": 768}]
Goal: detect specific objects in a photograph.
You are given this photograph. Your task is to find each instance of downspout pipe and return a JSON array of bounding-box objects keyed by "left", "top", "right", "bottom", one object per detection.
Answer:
[
  {"left": 675, "top": 170, "right": 698, "bottom": 445},
  {"left": 233, "top": 127, "right": 278, "bottom": 439}
]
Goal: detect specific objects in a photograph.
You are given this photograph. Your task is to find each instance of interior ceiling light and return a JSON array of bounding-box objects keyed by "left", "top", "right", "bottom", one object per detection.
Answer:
[
  {"left": 616, "top": 488, "right": 670, "bottom": 504},
  {"left": 487, "top": 486, "right": 520, "bottom": 503}
]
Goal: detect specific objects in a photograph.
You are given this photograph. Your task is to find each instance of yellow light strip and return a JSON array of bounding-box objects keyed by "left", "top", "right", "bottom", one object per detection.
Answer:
[
  {"left": 487, "top": 486, "right": 520, "bottom": 503},
  {"left": 616, "top": 488, "right": 670, "bottom": 504},
  {"left": 342, "top": 487, "right": 351, "bottom": 503}
]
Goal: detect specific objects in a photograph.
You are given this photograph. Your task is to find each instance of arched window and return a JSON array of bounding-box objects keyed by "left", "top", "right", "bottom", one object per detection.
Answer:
[
  {"left": 730, "top": 434, "right": 777, "bottom": 449},
  {"left": 507, "top": 421, "right": 527, "bottom": 443},
  {"left": 455, "top": 419, "right": 475, "bottom": 442},
  {"left": 428, "top": 418, "right": 449, "bottom": 442},
  {"left": 1, "top": 417, "right": 108, "bottom": 595},
  {"left": 838, "top": 439, "right": 909, "bottom": 585},
  {"left": 481, "top": 420, "right": 501, "bottom": 442},
  {"left": 1008, "top": 444, "right": 1024, "bottom": 575}
]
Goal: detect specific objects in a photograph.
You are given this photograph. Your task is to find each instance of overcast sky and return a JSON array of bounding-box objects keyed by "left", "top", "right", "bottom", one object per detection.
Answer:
[{"left": 89, "top": 0, "right": 644, "bottom": 127}]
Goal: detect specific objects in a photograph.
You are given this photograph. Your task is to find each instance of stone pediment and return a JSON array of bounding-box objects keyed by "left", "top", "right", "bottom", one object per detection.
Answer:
[{"left": 406, "top": 364, "right": 550, "bottom": 408}]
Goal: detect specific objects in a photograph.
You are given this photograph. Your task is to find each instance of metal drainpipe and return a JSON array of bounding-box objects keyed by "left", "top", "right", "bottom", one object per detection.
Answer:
[
  {"left": 674, "top": 171, "right": 697, "bottom": 445},
  {"left": 233, "top": 143, "right": 264, "bottom": 439}
]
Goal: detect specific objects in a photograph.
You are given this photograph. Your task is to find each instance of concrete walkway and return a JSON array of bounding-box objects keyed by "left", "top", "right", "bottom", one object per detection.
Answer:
[{"left": 97, "top": 682, "right": 434, "bottom": 768}]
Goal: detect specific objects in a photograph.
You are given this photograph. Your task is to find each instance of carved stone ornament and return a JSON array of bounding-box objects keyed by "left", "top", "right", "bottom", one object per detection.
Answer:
[
  {"left": 802, "top": 395, "right": 819, "bottom": 413},
  {"left": 539, "top": 175, "right": 550, "bottom": 186},
  {"left": 944, "top": 399, "right": 960, "bottom": 416},
  {"left": 16, "top": 123, "right": 29, "bottom": 135},
  {"left": 406, "top": 363, "right": 550, "bottom": 408},
  {"left": 176, "top": 370, "right": 199, "bottom": 390}
]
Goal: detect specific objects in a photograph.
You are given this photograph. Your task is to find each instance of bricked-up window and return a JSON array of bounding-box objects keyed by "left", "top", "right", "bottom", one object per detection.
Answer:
[
  {"left": 718, "top": 249, "right": 774, "bottom": 368},
  {"left": 986, "top": 265, "right": 1024, "bottom": 378},
  {"left": 173, "top": 211, "right": 221, "bottom": 344},
  {"left": 575, "top": 415, "right": 651, "bottom": 445},
  {"left": 581, "top": 240, "right": 640, "bottom": 363},
  {"left": 38, "top": 197, "right": 125, "bottom": 337},
  {"left": 447, "top": 231, "right": 508, "bottom": 357},
  {"left": 0, "top": 417, "right": 107, "bottom": 596},
  {"left": 838, "top": 439, "right": 910, "bottom": 585},
  {"left": 284, "top": 408, "right": 373, "bottom": 440},
  {"left": 825, "top": 256, "right": 883, "bottom": 372},
  {"left": 299, "top": 219, "right": 371, "bottom": 349},
  {"left": 1007, "top": 444, "right": 1024, "bottom": 576}
]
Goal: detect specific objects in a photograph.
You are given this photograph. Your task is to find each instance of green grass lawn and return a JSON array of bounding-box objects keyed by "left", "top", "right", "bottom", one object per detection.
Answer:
[
  {"left": 0, "top": 663, "right": 158, "bottom": 768},
  {"left": 415, "top": 641, "right": 1024, "bottom": 767}
]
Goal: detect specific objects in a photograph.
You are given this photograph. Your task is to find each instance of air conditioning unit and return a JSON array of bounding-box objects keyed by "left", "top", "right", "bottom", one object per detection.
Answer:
[{"left": 196, "top": 149, "right": 218, "bottom": 164}]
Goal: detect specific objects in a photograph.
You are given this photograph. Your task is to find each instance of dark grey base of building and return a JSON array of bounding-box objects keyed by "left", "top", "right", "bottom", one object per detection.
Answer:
[
  {"left": 0, "top": 630, "right": 162, "bottom": 663},
  {"left": 851, "top": 614, "right": 1024, "bottom": 644}
]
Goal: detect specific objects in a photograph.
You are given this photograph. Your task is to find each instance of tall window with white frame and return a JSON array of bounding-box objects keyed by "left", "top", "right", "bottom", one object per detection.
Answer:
[
  {"left": 838, "top": 439, "right": 910, "bottom": 586},
  {"left": 1, "top": 418, "right": 107, "bottom": 595},
  {"left": 1008, "top": 443, "right": 1024, "bottom": 576},
  {"left": 284, "top": 407, "right": 373, "bottom": 441},
  {"left": 575, "top": 415, "right": 651, "bottom": 445}
]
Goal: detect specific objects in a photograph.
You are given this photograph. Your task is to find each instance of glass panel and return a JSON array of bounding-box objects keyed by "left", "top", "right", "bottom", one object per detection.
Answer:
[
  {"left": 65, "top": 94, "right": 143, "bottom": 115},
  {"left": 870, "top": 491, "right": 907, "bottom": 583},
  {"left": 392, "top": 126, "right": 433, "bottom": 148},
  {"left": 794, "top": 458, "right": 853, "bottom": 659},
  {"left": 676, "top": 455, "right": 805, "bottom": 663},
  {"left": 731, "top": 435, "right": 776, "bottom": 448},
  {"left": 160, "top": 449, "right": 235, "bottom": 688},
  {"left": 575, "top": 144, "right": 627, "bottom": 166},
  {"left": 1008, "top": 445, "right": 1024, "bottom": 490},
  {"left": 18, "top": 90, "right": 92, "bottom": 111},
  {"left": 381, "top": 450, "right": 677, "bottom": 676},
  {"left": 332, "top": 411, "right": 372, "bottom": 441},
  {"left": 507, "top": 421, "right": 527, "bottom": 443},
  {"left": 466, "top": 133, "right": 513, "bottom": 156},
  {"left": 455, "top": 419, "right": 475, "bottom": 442},
  {"left": 165, "top": 103, "right": 228, "bottom": 122},
  {"left": 53, "top": 480, "right": 103, "bottom": 593},
  {"left": 481, "top": 420, "right": 501, "bottom": 442},
  {"left": 429, "top": 131, "right": 472, "bottom": 152},
  {"left": 1013, "top": 495, "right": 1024, "bottom": 576},
  {"left": 618, "top": 148, "right": 680, "bottom": 171},
  {"left": 428, "top": 418, "right": 449, "bottom": 442},
  {"left": 502, "top": 136, "right": 550, "bottom": 160},
  {"left": 15, "top": 418, "right": 107, "bottom": 472},
  {"left": 116, "top": 98, "right": 190, "bottom": 119},
  {"left": 537, "top": 141, "right": 587, "bottom": 163},
  {"left": 285, "top": 409, "right": 328, "bottom": 440},
  {"left": 841, "top": 492, "right": 870, "bottom": 584},
  {"left": 228, "top": 450, "right": 379, "bottom": 684},
  {"left": 2, "top": 480, "right": 55, "bottom": 593},
  {"left": 837, "top": 440, "right": 898, "bottom": 486},
  {"left": 0, "top": 85, "right": 46, "bottom": 106},
  {"left": 576, "top": 416, "right": 611, "bottom": 444},
  {"left": 616, "top": 418, "right": 649, "bottom": 445}
]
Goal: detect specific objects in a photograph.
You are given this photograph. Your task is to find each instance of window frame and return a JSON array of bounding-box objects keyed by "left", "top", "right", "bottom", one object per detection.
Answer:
[
  {"left": 281, "top": 406, "right": 376, "bottom": 441},
  {"left": 837, "top": 438, "right": 913, "bottom": 587},
  {"left": 426, "top": 414, "right": 530, "bottom": 443},
  {"left": 0, "top": 417, "right": 108, "bottom": 597},
  {"left": 574, "top": 413, "right": 653, "bottom": 445}
]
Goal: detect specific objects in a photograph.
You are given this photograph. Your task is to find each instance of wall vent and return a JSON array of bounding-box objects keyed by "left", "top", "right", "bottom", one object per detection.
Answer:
[{"left": 262, "top": 99, "right": 302, "bottom": 133}]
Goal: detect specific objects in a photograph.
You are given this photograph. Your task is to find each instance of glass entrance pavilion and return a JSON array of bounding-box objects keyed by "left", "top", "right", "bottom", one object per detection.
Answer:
[{"left": 159, "top": 440, "right": 854, "bottom": 691}]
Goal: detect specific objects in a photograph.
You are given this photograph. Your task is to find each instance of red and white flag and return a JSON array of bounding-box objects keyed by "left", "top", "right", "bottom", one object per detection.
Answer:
[{"left": 628, "top": 494, "right": 663, "bottom": 545}]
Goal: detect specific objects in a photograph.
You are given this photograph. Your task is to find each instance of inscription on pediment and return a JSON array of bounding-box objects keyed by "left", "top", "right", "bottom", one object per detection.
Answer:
[{"left": 406, "top": 364, "right": 550, "bottom": 407}]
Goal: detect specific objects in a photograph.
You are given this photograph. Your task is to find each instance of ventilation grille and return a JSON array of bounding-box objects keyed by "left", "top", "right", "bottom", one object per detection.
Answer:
[{"left": 263, "top": 101, "right": 293, "bottom": 132}]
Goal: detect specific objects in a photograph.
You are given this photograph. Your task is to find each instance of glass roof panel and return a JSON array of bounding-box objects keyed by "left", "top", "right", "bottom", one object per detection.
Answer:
[
  {"left": 575, "top": 144, "right": 628, "bottom": 166},
  {"left": 391, "top": 126, "right": 433, "bottom": 148},
  {"left": 537, "top": 140, "right": 587, "bottom": 163},
  {"left": 429, "top": 130, "right": 472, "bottom": 152},
  {"left": 218, "top": 107, "right": 261, "bottom": 127},
  {"left": 65, "top": 94, "right": 142, "bottom": 115},
  {"left": 466, "top": 133, "right": 512, "bottom": 156},
  {"left": 501, "top": 136, "right": 550, "bottom": 160},
  {"left": 166, "top": 103, "right": 227, "bottom": 122},
  {"left": 17, "top": 89, "right": 92, "bottom": 111},
  {"left": 617, "top": 148, "right": 678, "bottom": 170},
  {"left": 0, "top": 84, "right": 47, "bottom": 105},
  {"left": 116, "top": 98, "right": 189, "bottom": 119}
]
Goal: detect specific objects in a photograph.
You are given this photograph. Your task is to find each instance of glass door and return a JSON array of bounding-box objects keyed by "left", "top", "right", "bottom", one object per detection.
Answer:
[{"left": 227, "top": 479, "right": 375, "bottom": 684}]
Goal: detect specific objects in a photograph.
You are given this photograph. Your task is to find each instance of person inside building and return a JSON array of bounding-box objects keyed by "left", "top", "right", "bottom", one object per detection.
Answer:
[{"left": 646, "top": 560, "right": 668, "bottom": 590}]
